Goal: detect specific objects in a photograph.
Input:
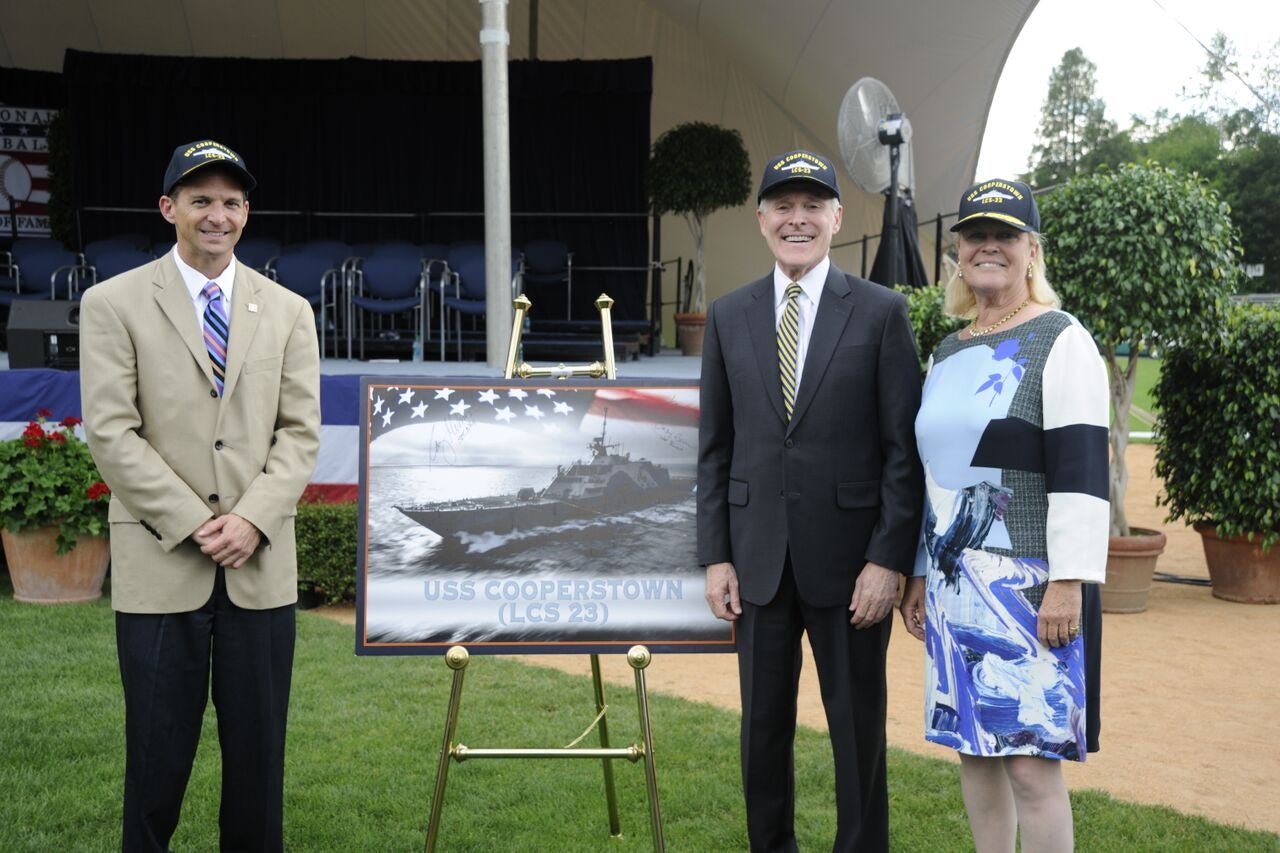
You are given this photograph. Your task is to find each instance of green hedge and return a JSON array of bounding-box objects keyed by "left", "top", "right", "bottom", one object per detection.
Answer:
[
  {"left": 1154, "top": 302, "right": 1280, "bottom": 550},
  {"left": 296, "top": 501, "right": 358, "bottom": 604},
  {"left": 894, "top": 283, "right": 964, "bottom": 372}
]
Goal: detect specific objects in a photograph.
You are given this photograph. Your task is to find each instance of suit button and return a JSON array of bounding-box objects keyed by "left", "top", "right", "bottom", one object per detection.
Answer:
[
  {"left": 208, "top": 494, "right": 219, "bottom": 503},
  {"left": 784, "top": 439, "right": 794, "bottom": 448},
  {"left": 214, "top": 440, "right": 224, "bottom": 450},
  {"left": 209, "top": 389, "right": 217, "bottom": 398}
]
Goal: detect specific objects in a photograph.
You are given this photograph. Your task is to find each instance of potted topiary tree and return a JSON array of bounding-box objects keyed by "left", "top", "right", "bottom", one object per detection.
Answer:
[
  {"left": 647, "top": 121, "right": 751, "bottom": 354},
  {"left": 1038, "top": 163, "right": 1243, "bottom": 612},
  {"left": 1154, "top": 302, "right": 1279, "bottom": 603}
]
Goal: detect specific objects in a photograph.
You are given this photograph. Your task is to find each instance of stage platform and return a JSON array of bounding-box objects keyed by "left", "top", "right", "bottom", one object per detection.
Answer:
[
  {"left": 0, "top": 349, "right": 701, "bottom": 379},
  {"left": 304, "top": 349, "right": 701, "bottom": 380}
]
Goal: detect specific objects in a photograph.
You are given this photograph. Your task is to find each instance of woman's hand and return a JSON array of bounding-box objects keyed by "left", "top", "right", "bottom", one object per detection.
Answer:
[
  {"left": 1037, "top": 579, "right": 1083, "bottom": 648},
  {"left": 899, "top": 576, "right": 926, "bottom": 641}
]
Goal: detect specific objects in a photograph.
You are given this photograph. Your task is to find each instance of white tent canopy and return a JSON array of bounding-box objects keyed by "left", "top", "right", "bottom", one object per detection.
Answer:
[{"left": 0, "top": 0, "right": 1035, "bottom": 302}]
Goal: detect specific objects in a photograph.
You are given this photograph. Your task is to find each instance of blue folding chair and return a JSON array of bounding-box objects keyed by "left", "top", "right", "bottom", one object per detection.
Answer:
[
  {"left": 88, "top": 249, "right": 155, "bottom": 291},
  {"left": 275, "top": 251, "right": 342, "bottom": 358},
  {"left": 5, "top": 248, "right": 84, "bottom": 302},
  {"left": 440, "top": 245, "right": 520, "bottom": 361},
  {"left": 350, "top": 255, "right": 425, "bottom": 361},
  {"left": 521, "top": 239, "right": 574, "bottom": 319},
  {"left": 83, "top": 234, "right": 150, "bottom": 267},
  {"left": 235, "top": 237, "right": 282, "bottom": 276}
]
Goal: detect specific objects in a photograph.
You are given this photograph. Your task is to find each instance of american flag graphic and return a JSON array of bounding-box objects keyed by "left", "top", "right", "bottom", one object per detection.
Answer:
[
  {"left": 0, "top": 104, "right": 55, "bottom": 236},
  {"left": 365, "top": 383, "right": 699, "bottom": 443}
]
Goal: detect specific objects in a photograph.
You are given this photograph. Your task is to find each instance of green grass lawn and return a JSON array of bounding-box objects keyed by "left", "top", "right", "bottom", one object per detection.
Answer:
[
  {"left": 2, "top": 580, "right": 1275, "bottom": 852},
  {"left": 1128, "top": 355, "right": 1162, "bottom": 434}
]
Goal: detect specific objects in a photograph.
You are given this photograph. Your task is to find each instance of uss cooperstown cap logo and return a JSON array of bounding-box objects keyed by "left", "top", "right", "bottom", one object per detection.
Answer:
[
  {"left": 951, "top": 178, "right": 1040, "bottom": 233},
  {"left": 758, "top": 149, "right": 841, "bottom": 202},
  {"left": 163, "top": 138, "right": 257, "bottom": 195}
]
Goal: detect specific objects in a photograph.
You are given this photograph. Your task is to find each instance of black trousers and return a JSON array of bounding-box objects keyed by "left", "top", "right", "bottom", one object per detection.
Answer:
[
  {"left": 116, "top": 567, "right": 295, "bottom": 853},
  {"left": 737, "top": 564, "right": 892, "bottom": 853}
]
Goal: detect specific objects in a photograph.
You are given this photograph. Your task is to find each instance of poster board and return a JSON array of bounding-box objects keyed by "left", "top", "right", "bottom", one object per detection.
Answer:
[{"left": 355, "top": 377, "right": 733, "bottom": 655}]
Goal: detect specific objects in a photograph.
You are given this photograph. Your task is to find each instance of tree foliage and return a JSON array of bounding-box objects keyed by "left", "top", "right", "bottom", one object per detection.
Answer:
[
  {"left": 893, "top": 283, "right": 964, "bottom": 374},
  {"left": 1029, "top": 48, "right": 1116, "bottom": 186},
  {"left": 1027, "top": 36, "right": 1280, "bottom": 295},
  {"left": 1154, "top": 303, "right": 1280, "bottom": 550},
  {"left": 1218, "top": 132, "right": 1280, "bottom": 293},
  {"left": 45, "top": 110, "right": 76, "bottom": 247},
  {"left": 1197, "top": 32, "right": 1280, "bottom": 141},
  {"left": 647, "top": 122, "right": 751, "bottom": 312},
  {"left": 1039, "top": 163, "right": 1244, "bottom": 535}
]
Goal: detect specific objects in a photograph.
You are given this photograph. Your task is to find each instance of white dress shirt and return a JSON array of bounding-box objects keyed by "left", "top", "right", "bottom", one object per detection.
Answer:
[
  {"left": 172, "top": 245, "right": 237, "bottom": 326},
  {"left": 772, "top": 255, "right": 829, "bottom": 390}
]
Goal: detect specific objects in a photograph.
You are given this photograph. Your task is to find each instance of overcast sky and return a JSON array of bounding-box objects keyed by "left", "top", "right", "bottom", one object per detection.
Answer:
[{"left": 976, "top": 0, "right": 1276, "bottom": 180}]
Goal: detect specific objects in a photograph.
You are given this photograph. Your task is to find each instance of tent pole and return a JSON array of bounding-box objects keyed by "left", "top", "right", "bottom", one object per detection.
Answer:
[{"left": 480, "top": 0, "right": 514, "bottom": 368}]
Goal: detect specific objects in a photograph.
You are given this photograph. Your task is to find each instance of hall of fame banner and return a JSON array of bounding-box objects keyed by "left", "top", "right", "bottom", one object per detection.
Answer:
[{"left": 355, "top": 377, "right": 733, "bottom": 655}]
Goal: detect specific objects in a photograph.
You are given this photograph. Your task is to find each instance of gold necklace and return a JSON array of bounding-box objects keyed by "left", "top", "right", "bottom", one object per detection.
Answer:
[{"left": 967, "top": 297, "right": 1031, "bottom": 338}]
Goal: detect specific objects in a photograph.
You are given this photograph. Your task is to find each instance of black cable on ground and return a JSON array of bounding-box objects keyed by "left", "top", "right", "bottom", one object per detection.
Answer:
[{"left": 1153, "top": 572, "right": 1212, "bottom": 587}]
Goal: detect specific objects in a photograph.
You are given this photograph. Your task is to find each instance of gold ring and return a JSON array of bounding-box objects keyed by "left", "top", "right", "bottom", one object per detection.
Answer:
[{"left": 1068, "top": 625, "right": 1080, "bottom": 636}]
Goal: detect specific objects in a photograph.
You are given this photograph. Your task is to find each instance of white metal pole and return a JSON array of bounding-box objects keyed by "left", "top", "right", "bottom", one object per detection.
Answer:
[{"left": 480, "top": 0, "right": 513, "bottom": 369}]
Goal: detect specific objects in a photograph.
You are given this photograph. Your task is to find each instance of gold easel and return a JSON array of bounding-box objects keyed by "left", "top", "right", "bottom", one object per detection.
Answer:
[
  {"left": 502, "top": 293, "right": 618, "bottom": 380},
  {"left": 424, "top": 293, "right": 665, "bottom": 852}
]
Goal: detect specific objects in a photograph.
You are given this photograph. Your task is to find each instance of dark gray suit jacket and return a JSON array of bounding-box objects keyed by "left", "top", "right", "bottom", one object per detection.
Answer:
[{"left": 696, "top": 263, "right": 924, "bottom": 607}]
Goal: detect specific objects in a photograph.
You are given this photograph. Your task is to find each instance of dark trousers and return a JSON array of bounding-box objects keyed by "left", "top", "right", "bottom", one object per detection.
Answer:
[
  {"left": 737, "top": 564, "right": 892, "bottom": 853},
  {"left": 116, "top": 567, "right": 295, "bottom": 853}
]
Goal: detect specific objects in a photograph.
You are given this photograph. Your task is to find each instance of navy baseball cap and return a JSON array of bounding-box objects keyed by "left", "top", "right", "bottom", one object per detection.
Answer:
[
  {"left": 162, "top": 140, "right": 256, "bottom": 196},
  {"left": 757, "top": 149, "right": 841, "bottom": 203},
  {"left": 951, "top": 179, "right": 1040, "bottom": 233}
]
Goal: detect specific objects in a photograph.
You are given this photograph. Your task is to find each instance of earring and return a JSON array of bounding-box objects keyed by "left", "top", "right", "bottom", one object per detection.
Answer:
[
  {"left": 1026, "top": 263, "right": 1033, "bottom": 280},
  {"left": 958, "top": 269, "right": 965, "bottom": 279}
]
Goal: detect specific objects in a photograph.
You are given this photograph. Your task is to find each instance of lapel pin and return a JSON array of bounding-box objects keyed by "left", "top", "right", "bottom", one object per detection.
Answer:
[{"left": 247, "top": 303, "right": 259, "bottom": 313}]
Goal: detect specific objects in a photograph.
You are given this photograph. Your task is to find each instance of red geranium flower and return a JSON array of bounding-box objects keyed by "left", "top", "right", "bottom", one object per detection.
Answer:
[{"left": 2, "top": 405, "right": 110, "bottom": 554}]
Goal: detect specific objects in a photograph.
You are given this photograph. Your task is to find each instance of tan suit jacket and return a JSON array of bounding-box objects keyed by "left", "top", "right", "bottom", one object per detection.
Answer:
[{"left": 80, "top": 254, "right": 321, "bottom": 613}]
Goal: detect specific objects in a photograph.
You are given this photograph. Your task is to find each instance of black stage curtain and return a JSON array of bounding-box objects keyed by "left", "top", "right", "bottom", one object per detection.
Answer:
[
  {"left": 0, "top": 67, "right": 65, "bottom": 107},
  {"left": 62, "top": 51, "right": 651, "bottom": 320}
]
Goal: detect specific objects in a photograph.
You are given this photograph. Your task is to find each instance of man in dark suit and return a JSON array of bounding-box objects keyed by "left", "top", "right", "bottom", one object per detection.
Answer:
[
  {"left": 697, "top": 149, "right": 923, "bottom": 852},
  {"left": 81, "top": 140, "right": 320, "bottom": 852}
]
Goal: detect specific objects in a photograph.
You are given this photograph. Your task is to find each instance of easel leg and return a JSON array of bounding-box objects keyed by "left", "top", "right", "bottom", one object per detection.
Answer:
[
  {"left": 628, "top": 646, "right": 666, "bottom": 852},
  {"left": 424, "top": 646, "right": 470, "bottom": 853},
  {"left": 590, "top": 654, "right": 623, "bottom": 837}
]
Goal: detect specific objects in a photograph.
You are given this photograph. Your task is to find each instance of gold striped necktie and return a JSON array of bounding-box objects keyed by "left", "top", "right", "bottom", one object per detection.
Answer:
[{"left": 778, "top": 282, "right": 802, "bottom": 420}]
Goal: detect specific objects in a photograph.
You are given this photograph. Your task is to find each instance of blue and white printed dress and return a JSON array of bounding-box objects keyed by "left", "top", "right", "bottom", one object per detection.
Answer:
[{"left": 914, "top": 310, "right": 1109, "bottom": 761}]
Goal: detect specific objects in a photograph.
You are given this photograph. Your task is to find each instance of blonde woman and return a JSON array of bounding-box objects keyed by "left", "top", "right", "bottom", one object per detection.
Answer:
[{"left": 899, "top": 179, "right": 1108, "bottom": 853}]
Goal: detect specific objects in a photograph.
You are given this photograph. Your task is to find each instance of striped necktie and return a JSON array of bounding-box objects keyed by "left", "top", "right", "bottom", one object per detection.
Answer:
[
  {"left": 778, "top": 282, "right": 802, "bottom": 420},
  {"left": 202, "top": 282, "right": 229, "bottom": 396}
]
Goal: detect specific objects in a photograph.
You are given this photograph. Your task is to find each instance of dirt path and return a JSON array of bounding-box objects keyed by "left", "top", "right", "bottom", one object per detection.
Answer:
[{"left": 322, "top": 444, "right": 1278, "bottom": 835}]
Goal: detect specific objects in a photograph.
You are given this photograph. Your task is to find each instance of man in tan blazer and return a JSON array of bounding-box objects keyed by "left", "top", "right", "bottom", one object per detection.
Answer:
[{"left": 80, "top": 140, "right": 320, "bottom": 853}]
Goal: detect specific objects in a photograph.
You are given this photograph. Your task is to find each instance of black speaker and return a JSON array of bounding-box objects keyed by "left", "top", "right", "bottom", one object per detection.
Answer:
[{"left": 6, "top": 301, "right": 81, "bottom": 370}]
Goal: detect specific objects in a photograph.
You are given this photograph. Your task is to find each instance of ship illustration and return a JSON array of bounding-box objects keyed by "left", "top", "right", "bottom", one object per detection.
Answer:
[{"left": 395, "top": 415, "right": 694, "bottom": 541}]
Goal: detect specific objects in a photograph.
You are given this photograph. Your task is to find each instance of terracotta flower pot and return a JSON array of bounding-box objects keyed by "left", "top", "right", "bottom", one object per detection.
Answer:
[
  {"left": 1101, "top": 527, "right": 1167, "bottom": 613},
  {"left": 673, "top": 311, "right": 706, "bottom": 356},
  {"left": 2, "top": 527, "right": 111, "bottom": 604},
  {"left": 1194, "top": 523, "right": 1280, "bottom": 604}
]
